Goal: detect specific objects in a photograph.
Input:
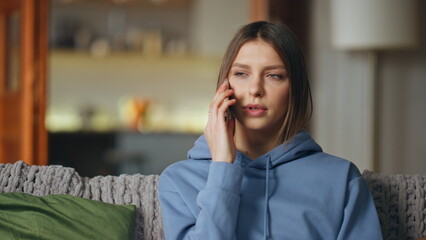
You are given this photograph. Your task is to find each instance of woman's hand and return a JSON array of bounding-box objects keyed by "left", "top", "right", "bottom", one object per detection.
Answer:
[{"left": 204, "top": 80, "right": 237, "bottom": 163}]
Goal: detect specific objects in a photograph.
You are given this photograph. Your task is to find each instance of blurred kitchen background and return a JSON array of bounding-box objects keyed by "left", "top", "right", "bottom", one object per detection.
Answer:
[
  {"left": 47, "top": 0, "right": 256, "bottom": 177},
  {"left": 1, "top": 0, "right": 425, "bottom": 177}
]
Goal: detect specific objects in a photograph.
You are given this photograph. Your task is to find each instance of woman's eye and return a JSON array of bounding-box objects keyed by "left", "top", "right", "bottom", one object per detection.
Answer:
[
  {"left": 234, "top": 72, "right": 247, "bottom": 78},
  {"left": 266, "top": 73, "right": 283, "bottom": 80}
]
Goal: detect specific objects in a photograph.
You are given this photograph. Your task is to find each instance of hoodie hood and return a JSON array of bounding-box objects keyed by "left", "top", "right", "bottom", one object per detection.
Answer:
[{"left": 187, "top": 129, "right": 323, "bottom": 169}]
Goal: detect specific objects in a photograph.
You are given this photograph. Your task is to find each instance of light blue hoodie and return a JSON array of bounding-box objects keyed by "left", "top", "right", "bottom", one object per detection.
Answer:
[{"left": 159, "top": 130, "right": 383, "bottom": 239}]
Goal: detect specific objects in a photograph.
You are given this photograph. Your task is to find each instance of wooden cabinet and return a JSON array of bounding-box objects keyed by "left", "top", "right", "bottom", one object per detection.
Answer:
[{"left": 0, "top": 0, "right": 48, "bottom": 165}]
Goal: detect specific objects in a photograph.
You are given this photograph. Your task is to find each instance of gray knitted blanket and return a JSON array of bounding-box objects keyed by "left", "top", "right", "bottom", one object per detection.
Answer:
[
  {"left": 363, "top": 170, "right": 426, "bottom": 240},
  {"left": 0, "top": 161, "right": 164, "bottom": 240}
]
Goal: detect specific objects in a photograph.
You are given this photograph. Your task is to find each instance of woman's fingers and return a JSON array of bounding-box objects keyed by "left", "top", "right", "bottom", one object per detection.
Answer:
[
  {"left": 211, "top": 80, "right": 230, "bottom": 103},
  {"left": 217, "top": 98, "right": 236, "bottom": 120},
  {"left": 209, "top": 94, "right": 236, "bottom": 125},
  {"left": 209, "top": 85, "right": 233, "bottom": 117},
  {"left": 206, "top": 91, "right": 236, "bottom": 134},
  {"left": 204, "top": 79, "right": 237, "bottom": 163},
  {"left": 206, "top": 81, "right": 234, "bottom": 121},
  {"left": 210, "top": 90, "right": 233, "bottom": 110}
]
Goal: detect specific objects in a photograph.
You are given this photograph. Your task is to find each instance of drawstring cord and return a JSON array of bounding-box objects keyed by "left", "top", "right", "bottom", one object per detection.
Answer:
[{"left": 263, "top": 155, "right": 271, "bottom": 240}]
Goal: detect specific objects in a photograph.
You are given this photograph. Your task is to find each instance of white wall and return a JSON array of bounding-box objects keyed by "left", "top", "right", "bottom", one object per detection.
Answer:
[
  {"left": 310, "top": 0, "right": 426, "bottom": 174},
  {"left": 380, "top": 46, "right": 426, "bottom": 174},
  {"left": 189, "top": 0, "right": 249, "bottom": 57}
]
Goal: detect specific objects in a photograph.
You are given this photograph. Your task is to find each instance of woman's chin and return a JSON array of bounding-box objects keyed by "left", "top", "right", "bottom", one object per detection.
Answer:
[{"left": 237, "top": 119, "right": 279, "bottom": 133}]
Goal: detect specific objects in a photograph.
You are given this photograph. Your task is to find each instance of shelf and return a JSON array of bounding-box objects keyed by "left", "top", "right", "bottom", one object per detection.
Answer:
[
  {"left": 51, "top": 0, "right": 192, "bottom": 9},
  {"left": 47, "top": 50, "right": 220, "bottom": 133}
]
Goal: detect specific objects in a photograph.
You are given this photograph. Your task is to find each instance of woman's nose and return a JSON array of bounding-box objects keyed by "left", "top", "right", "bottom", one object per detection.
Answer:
[{"left": 249, "top": 77, "right": 264, "bottom": 97}]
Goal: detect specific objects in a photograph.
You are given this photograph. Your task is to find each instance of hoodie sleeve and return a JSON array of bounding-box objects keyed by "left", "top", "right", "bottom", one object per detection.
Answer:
[
  {"left": 159, "top": 162, "right": 244, "bottom": 240},
  {"left": 337, "top": 169, "right": 383, "bottom": 240}
]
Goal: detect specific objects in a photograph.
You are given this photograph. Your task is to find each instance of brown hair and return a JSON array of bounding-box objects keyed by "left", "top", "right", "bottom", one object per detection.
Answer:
[{"left": 217, "top": 21, "right": 312, "bottom": 143}]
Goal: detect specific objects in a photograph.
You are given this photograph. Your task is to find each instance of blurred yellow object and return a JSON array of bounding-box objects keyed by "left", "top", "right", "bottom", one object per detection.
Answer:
[{"left": 119, "top": 97, "right": 150, "bottom": 131}]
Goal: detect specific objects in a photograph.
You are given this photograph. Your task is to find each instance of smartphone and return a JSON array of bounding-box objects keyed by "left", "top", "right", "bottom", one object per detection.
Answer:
[
  {"left": 225, "top": 82, "right": 234, "bottom": 122},
  {"left": 225, "top": 108, "right": 233, "bottom": 122}
]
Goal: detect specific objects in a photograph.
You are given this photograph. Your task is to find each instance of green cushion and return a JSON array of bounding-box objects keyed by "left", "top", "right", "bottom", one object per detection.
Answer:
[{"left": 0, "top": 192, "right": 136, "bottom": 240}]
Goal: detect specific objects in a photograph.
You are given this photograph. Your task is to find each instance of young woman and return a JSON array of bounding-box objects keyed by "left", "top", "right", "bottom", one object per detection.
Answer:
[{"left": 159, "top": 21, "right": 382, "bottom": 240}]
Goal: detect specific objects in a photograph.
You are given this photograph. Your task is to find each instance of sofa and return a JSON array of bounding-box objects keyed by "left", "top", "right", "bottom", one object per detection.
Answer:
[{"left": 0, "top": 161, "right": 425, "bottom": 240}]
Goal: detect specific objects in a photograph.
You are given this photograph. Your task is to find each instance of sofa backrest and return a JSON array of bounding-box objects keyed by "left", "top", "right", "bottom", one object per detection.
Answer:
[
  {"left": 362, "top": 170, "right": 426, "bottom": 240},
  {"left": 0, "top": 161, "right": 163, "bottom": 240},
  {"left": 1, "top": 161, "right": 425, "bottom": 240}
]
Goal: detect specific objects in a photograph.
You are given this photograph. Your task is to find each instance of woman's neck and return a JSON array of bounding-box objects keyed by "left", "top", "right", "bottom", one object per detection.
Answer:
[{"left": 234, "top": 127, "right": 281, "bottom": 160}]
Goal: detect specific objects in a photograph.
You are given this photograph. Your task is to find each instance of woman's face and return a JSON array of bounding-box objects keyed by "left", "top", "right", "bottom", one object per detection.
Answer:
[{"left": 228, "top": 39, "right": 290, "bottom": 134}]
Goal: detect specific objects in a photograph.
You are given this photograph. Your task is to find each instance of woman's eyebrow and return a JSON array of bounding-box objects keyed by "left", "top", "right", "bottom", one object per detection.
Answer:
[
  {"left": 231, "top": 63, "right": 250, "bottom": 69},
  {"left": 231, "top": 63, "right": 286, "bottom": 71},
  {"left": 264, "top": 65, "right": 286, "bottom": 71}
]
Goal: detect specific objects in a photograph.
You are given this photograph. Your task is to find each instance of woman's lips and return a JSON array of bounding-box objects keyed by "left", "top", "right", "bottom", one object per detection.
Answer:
[{"left": 243, "top": 104, "right": 267, "bottom": 117}]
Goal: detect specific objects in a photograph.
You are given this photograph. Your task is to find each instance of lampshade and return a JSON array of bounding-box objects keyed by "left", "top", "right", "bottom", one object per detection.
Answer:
[{"left": 331, "top": 0, "right": 420, "bottom": 50}]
